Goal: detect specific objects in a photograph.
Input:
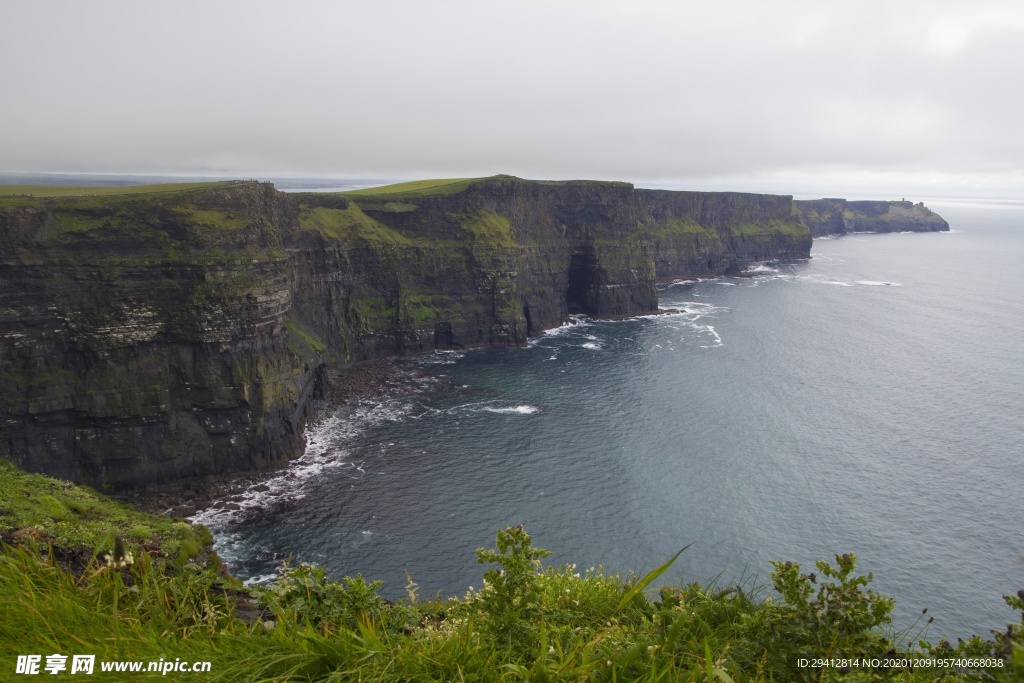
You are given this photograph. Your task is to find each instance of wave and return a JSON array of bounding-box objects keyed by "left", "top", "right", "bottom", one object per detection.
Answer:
[
  {"left": 191, "top": 371, "right": 428, "bottom": 533},
  {"left": 699, "top": 325, "right": 724, "bottom": 348},
  {"left": 856, "top": 280, "right": 902, "bottom": 286},
  {"left": 481, "top": 405, "right": 541, "bottom": 415},
  {"left": 543, "top": 315, "right": 591, "bottom": 336}
]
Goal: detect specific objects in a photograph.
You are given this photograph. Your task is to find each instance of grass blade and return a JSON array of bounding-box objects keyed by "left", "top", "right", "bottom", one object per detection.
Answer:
[{"left": 615, "top": 542, "right": 692, "bottom": 613}]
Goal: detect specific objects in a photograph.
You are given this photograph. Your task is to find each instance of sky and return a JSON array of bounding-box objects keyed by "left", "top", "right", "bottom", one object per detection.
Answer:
[{"left": 3, "top": 0, "right": 1024, "bottom": 198}]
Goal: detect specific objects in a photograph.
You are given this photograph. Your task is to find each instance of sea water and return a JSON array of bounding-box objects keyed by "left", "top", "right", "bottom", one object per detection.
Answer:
[{"left": 196, "top": 200, "right": 1024, "bottom": 640}]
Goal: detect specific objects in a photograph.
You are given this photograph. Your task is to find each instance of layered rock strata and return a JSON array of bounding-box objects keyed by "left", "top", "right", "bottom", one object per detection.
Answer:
[
  {"left": 795, "top": 198, "right": 948, "bottom": 237},
  {"left": 0, "top": 176, "right": 942, "bottom": 489}
]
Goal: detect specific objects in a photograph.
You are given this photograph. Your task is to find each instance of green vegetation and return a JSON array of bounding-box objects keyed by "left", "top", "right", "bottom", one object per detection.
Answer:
[
  {"left": 345, "top": 178, "right": 479, "bottom": 196},
  {"left": 173, "top": 206, "right": 249, "bottom": 231},
  {"left": 730, "top": 218, "right": 810, "bottom": 238},
  {"left": 297, "top": 204, "right": 414, "bottom": 245},
  {"left": 0, "top": 181, "right": 237, "bottom": 198},
  {"left": 285, "top": 316, "right": 327, "bottom": 354},
  {"left": 1, "top": 469, "right": 1021, "bottom": 682},
  {"left": 0, "top": 460, "right": 211, "bottom": 565},
  {"left": 401, "top": 293, "right": 466, "bottom": 328},
  {"left": 456, "top": 210, "right": 516, "bottom": 247},
  {"left": 637, "top": 218, "right": 720, "bottom": 243}
]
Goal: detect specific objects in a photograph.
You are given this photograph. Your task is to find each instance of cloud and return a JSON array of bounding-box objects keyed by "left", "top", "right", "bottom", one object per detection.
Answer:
[{"left": 1, "top": 0, "right": 1022, "bottom": 196}]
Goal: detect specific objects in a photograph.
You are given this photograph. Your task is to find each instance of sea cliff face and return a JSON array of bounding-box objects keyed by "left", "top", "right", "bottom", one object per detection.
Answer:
[
  {"left": 0, "top": 176, "right": 939, "bottom": 490},
  {"left": 794, "top": 198, "right": 949, "bottom": 237},
  {"left": 0, "top": 183, "right": 323, "bottom": 489}
]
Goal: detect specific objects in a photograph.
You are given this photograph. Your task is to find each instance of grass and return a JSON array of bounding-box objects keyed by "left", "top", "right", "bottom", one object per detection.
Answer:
[
  {"left": 731, "top": 218, "right": 810, "bottom": 238},
  {"left": 285, "top": 316, "right": 327, "bottom": 354},
  {"left": 0, "top": 460, "right": 212, "bottom": 566},
  {"left": 0, "top": 516, "right": 1020, "bottom": 682},
  {"left": 345, "top": 178, "right": 480, "bottom": 196},
  {"left": 0, "top": 181, "right": 242, "bottom": 198},
  {"left": 296, "top": 204, "right": 414, "bottom": 245},
  {"left": 456, "top": 210, "right": 517, "bottom": 247}
]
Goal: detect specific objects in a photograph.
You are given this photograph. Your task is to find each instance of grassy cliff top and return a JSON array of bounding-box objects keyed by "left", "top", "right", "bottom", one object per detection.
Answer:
[
  {"left": 344, "top": 177, "right": 482, "bottom": 196},
  {"left": 0, "top": 180, "right": 248, "bottom": 199},
  {"left": 0, "top": 459, "right": 1019, "bottom": 680},
  {"left": 0, "top": 460, "right": 211, "bottom": 565}
]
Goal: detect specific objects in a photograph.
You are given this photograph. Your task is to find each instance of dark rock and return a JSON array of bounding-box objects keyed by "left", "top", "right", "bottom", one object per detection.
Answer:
[
  {"left": 794, "top": 198, "right": 948, "bottom": 237},
  {"left": 168, "top": 504, "right": 196, "bottom": 518},
  {"left": 0, "top": 176, "right": 938, "bottom": 490}
]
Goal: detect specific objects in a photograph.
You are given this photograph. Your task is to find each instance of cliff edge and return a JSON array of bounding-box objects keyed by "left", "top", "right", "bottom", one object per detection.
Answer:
[
  {"left": 0, "top": 176, "right": 941, "bottom": 490},
  {"left": 795, "top": 198, "right": 949, "bottom": 237}
]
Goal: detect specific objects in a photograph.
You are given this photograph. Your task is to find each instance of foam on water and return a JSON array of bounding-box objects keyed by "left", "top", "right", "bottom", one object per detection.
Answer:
[
  {"left": 211, "top": 211, "right": 1024, "bottom": 639},
  {"left": 481, "top": 405, "right": 541, "bottom": 415}
]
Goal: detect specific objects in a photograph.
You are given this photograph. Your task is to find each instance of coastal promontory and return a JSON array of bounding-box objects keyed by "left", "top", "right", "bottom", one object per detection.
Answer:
[{"left": 0, "top": 176, "right": 945, "bottom": 489}]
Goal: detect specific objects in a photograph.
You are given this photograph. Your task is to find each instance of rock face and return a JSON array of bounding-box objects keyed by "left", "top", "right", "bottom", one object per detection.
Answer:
[
  {"left": 635, "top": 190, "right": 811, "bottom": 279},
  {"left": 0, "top": 183, "right": 323, "bottom": 489},
  {"left": 794, "top": 198, "right": 948, "bottom": 237},
  {"left": 0, "top": 176, "right": 940, "bottom": 490}
]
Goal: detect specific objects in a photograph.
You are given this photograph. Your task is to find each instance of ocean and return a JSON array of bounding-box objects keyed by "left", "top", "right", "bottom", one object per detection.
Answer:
[{"left": 195, "top": 200, "right": 1024, "bottom": 641}]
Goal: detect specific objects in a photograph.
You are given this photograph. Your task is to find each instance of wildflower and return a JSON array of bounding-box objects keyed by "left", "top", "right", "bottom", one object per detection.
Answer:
[{"left": 548, "top": 646, "right": 555, "bottom": 654}]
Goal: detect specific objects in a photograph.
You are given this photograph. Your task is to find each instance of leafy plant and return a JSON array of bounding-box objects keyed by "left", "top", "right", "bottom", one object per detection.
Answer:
[
  {"left": 471, "top": 525, "right": 553, "bottom": 646},
  {"left": 750, "top": 553, "right": 896, "bottom": 681},
  {"left": 257, "top": 561, "right": 412, "bottom": 634}
]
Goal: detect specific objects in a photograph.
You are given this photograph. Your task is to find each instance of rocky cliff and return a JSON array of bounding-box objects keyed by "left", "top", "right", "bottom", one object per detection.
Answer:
[
  {"left": 795, "top": 198, "right": 948, "bottom": 237},
  {"left": 5, "top": 176, "right": 926, "bottom": 490}
]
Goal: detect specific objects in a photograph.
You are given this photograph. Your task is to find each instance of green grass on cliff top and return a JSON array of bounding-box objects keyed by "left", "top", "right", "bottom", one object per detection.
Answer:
[
  {"left": 0, "top": 460, "right": 210, "bottom": 564},
  {"left": 0, "top": 181, "right": 244, "bottom": 198},
  {"left": 344, "top": 177, "right": 480, "bottom": 196}
]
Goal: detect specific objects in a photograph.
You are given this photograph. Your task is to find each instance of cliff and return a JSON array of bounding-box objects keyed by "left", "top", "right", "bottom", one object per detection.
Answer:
[
  {"left": 3, "top": 176, "right": 905, "bottom": 490},
  {"left": 0, "top": 182, "right": 323, "bottom": 489},
  {"left": 794, "top": 198, "right": 949, "bottom": 237}
]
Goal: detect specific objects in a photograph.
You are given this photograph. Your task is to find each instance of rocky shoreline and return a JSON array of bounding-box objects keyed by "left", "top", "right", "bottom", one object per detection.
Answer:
[{"left": 116, "top": 357, "right": 406, "bottom": 518}]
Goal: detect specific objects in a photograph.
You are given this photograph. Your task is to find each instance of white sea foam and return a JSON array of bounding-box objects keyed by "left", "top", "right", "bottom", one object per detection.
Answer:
[
  {"left": 699, "top": 325, "right": 724, "bottom": 348},
  {"left": 243, "top": 573, "right": 279, "bottom": 587},
  {"left": 482, "top": 405, "right": 541, "bottom": 415},
  {"left": 665, "top": 278, "right": 709, "bottom": 288},
  {"left": 543, "top": 315, "right": 591, "bottom": 336},
  {"left": 420, "top": 349, "right": 466, "bottom": 365},
  {"left": 581, "top": 342, "right": 602, "bottom": 350},
  {"left": 856, "top": 280, "right": 902, "bottom": 286},
  {"left": 192, "top": 384, "right": 419, "bottom": 531}
]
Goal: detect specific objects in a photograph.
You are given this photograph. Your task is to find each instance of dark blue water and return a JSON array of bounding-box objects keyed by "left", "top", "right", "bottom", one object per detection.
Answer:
[{"left": 198, "top": 201, "right": 1024, "bottom": 640}]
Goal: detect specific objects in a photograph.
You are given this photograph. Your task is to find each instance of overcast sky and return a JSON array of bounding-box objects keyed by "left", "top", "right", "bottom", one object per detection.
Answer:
[{"left": 3, "top": 0, "right": 1023, "bottom": 197}]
